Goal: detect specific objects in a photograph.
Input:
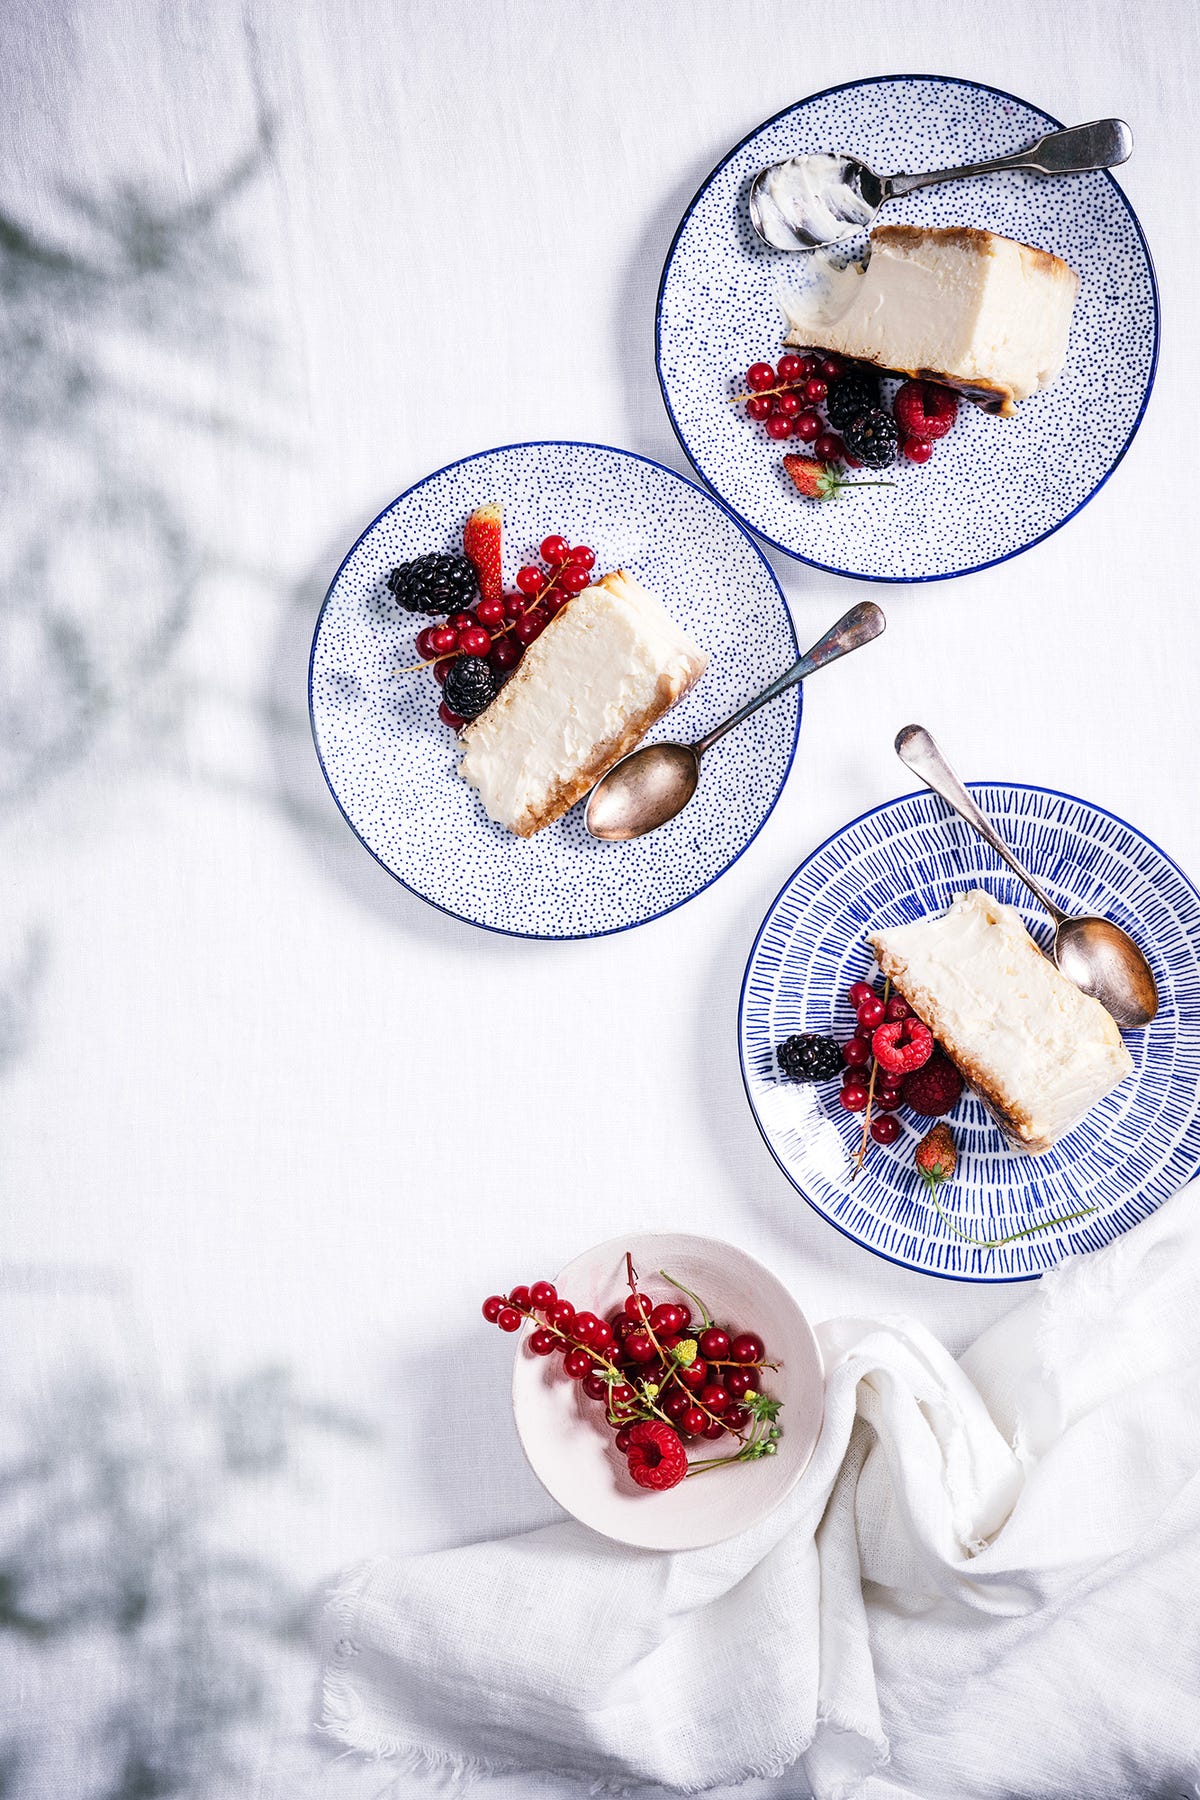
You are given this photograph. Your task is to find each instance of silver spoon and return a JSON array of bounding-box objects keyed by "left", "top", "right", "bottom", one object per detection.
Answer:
[
  {"left": 895, "top": 724, "right": 1158, "bottom": 1029},
  {"left": 749, "top": 118, "right": 1133, "bottom": 252},
  {"left": 585, "top": 601, "right": 886, "bottom": 842}
]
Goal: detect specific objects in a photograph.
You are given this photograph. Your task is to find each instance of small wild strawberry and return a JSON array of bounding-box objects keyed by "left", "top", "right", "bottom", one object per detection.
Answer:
[
  {"left": 915, "top": 1122, "right": 957, "bottom": 1190},
  {"left": 783, "top": 453, "right": 895, "bottom": 502}
]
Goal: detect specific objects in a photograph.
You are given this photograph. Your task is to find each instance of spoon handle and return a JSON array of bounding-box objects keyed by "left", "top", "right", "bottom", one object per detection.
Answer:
[
  {"left": 695, "top": 601, "right": 885, "bottom": 757},
  {"left": 895, "top": 725, "right": 1068, "bottom": 924},
  {"left": 882, "top": 119, "right": 1132, "bottom": 200}
]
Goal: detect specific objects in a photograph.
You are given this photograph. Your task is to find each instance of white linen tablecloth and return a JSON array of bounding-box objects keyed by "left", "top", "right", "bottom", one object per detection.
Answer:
[
  {"left": 319, "top": 1183, "right": 1200, "bottom": 1796},
  {"left": 1, "top": 2, "right": 1198, "bottom": 1796}
]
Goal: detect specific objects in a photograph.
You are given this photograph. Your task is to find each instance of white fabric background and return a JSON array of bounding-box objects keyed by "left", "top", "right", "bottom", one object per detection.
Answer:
[{"left": 0, "top": 2, "right": 1196, "bottom": 1796}]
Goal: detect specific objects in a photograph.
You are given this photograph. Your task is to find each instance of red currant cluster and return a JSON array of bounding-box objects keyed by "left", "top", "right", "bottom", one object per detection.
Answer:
[
  {"left": 482, "top": 1255, "right": 783, "bottom": 1491},
  {"left": 838, "top": 977, "right": 964, "bottom": 1148},
  {"left": 416, "top": 534, "right": 596, "bottom": 730},
  {"left": 738, "top": 352, "right": 859, "bottom": 462}
]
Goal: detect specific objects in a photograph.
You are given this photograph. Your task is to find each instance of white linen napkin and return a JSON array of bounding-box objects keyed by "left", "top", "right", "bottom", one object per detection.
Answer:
[{"left": 319, "top": 1182, "right": 1200, "bottom": 1796}]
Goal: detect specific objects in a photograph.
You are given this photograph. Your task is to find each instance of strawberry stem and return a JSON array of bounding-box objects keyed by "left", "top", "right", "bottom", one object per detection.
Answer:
[{"left": 921, "top": 1174, "right": 1096, "bottom": 1248}]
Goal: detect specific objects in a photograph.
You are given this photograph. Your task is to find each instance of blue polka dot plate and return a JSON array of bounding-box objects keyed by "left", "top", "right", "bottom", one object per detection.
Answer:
[
  {"left": 657, "top": 76, "right": 1158, "bottom": 582},
  {"left": 309, "top": 442, "right": 800, "bottom": 938},
  {"left": 739, "top": 785, "right": 1200, "bottom": 1280}
]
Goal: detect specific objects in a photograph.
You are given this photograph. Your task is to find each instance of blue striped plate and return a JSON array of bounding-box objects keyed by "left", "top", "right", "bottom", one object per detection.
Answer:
[{"left": 739, "top": 786, "right": 1200, "bottom": 1280}]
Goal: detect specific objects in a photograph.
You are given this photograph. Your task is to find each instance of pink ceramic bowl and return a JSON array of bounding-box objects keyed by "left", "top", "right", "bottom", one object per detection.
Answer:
[{"left": 511, "top": 1231, "right": 824, "bottom": 1550}]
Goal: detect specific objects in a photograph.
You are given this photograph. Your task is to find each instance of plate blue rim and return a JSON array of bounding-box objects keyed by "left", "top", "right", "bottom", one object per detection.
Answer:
[
  {"left": 737, "top": 781, "right": 1200, "bottom": 1281},
  {"left": 655, "top": 73, "right": 1161, "bottom": 585},
  {"left": 308, "top": 439, "right": 803, "bottom": 942}
]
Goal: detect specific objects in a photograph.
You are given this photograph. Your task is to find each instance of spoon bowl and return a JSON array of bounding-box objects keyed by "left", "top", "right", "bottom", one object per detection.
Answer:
[{"left": 585, "top": 742, "right": 700, "bottom": 841}]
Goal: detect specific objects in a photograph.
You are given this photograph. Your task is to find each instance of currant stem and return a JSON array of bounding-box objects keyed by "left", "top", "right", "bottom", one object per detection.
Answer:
[{"left": 657, "top": 1269, "right": 714, "bottom": 1329}]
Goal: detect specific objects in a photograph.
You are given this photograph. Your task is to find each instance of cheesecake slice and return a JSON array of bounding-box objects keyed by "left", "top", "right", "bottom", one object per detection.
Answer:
[
  {"left": 868, "top": 890, "right": 1133, "bottom": 1154},
  {"left": 781, "top": 225, "right": 1080, "bottom": 416},
  {"left": 458, "top": 570, "right": 707, "bottom": 838}
]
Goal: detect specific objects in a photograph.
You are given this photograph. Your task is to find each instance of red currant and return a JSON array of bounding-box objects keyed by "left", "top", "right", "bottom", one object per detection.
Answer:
[
  {"left": 870, "top": 1114, "right": 902, "bottom": 1145},
  {"left": 547, "top": 1299, "right": 575, "bottom": 1330},
  {"left": 529, "top": 1328, "right": 556, "bottom": 1355},
  {"left": 558, "top": 564, "right": 590, "bottom": 595},
  {"left": 746, "top": 362, "right": 775, "bottom": 392},
  {"left": 702, "top": 1419, "right": 726, "bottom": 1441},
  {"left": 842, "top": 1036, "right": 871, "bottom": 1067},
  {"left": 796, "top": 354, "right": 819, "bottom": 380},
  {"left": 765, "top": 414, "right": 794, "bottom": 440},
  {"left": 513, "top": 610, "right": 547, "bottom": 645},
  {"left": 649, "top": 1304, "right": 686, "bottom": 1336},
  {"left": 679, "top": 1358, "right": 708, "bottom": 1391},
  {"left": 777, "top": 353, "right": 806, "bottom": 382},
  {"left": 476, "top": 597, "right": 505, "bottom": 627},
  {"left": 433, "top": 657, "right": 456, "bottom": 686},
  {"left": 610, "top": 1383, "right": 635, "bottom": 1407},
  {"left": 840, "top": 1082, "right": 869, "bottom": 1112},
  {"left": 448, "top": 612, "right": 476, "bottom": 633},
  {"left": 516, "top": 565, "right": 544, "bottom": 595},
  {"left": 819, "top": 354, "right": 846, "bottom": 382},
  {"left": 590, "top": 1320, "right": 615, "bottom": 1351},
  {"left": 885, "top": 997, "right": 910, "bottom": 1021},
  {"left": 482, "top": 1295, "right": 504, "bottom": 1323},
  {"left": 528, "top": 1279, "right": 557, "bottom": 1310},
  {"left": 624, "top": 1293, "right": 652, "bottom": 1320},
  {"left": 729, "top": 1333, "right": 764, "bottom": 1364},
  {"left": 614, "top": 1425, "right": 634, "bottom": 1452},
  {"left": 540, "top": 535, "right": 571, "bottom": 565},
  {"left": 623, "top": 1331, "right": 656, "bottom": 1364},
  {"left": 503, "top": 593, "right": 526, "bottom": 620},
  {"left": 793, "top": 409, "right": 822, "bottom": 443},
  {"left": 698, "top": 1327, "right": 729, "bottom": 1361},
  {"left": 903, "top": 437, "right": 934, "bottom": 463},
  {"left": 699, "top": 1383, "right": 729, "bottom": 1415},
  {"left": 857, "top": 996, "right": 886, "bottom": 1031},
  {"left": 776, "top": 389, "right": 802, "bottom": 418},
  {"left": 429, "top": 626, "right": 458, "bottom": 655},
  {"left": 497, "top": 1307, "right": 521, "bottom": 1332},
  {"left": 724, "top": 1405, "right": 751, "bottom": 1432},
  {"left": 563, "top": 1347, "right": 592, "bottom": 1379},
  {"left": 725, "top": 1368, "right": 755, "bottom": 1400},
  {"left": 814, "top": 433, "right": 845, "bottom": 463},
  {"left": 681, "top": 1405, "right": 706, "bottom": 1437},
  {"left": 663, "top": 1389, "right": 689, "bottom": 1421},
  {"left": 848, "top": 981, "right": 876, "bottom": 1008},
  {"left": 508, "top": 1286, "right": 530, "bottom": 1309},
  {"left": 458, "top": 625, "right": 491, "bottom": 657},
  {"left": 568, "top": 545, "right": 595, "bottom": 570},
  {"left": 572, "top": 1311, "right": 601, "bottom": 1345},
  {"left": 415, "top": 626, "right": 438, "bottom": 661},
  {"left": 875, "top": 1088, "right": 903, "bottom": 1112},
  {"left": 746, "top": 394, "right": 772, "bottom": 421},
  {"left": 581, "top": 1372, "right": 609, "bottom": 1401},
  {"left": 489, "top": 637, "right": 522, "bottom": 674},
  {"left": 802, "top": 377, "right": 828, "bottom": 404}
]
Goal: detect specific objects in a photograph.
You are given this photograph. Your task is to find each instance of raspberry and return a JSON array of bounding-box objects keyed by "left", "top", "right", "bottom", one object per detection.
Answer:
[
  {"left": 893, "top": 380, "right": 958, "bottom": 441},
  {"left": 624, "top": 1419, "right": 688, "bottom": 1491},
  {"left": 872, "top": 1016, "right": 934, "bottom": 1075},
  {"left": 901, "top": 1052, "right": 964, "bottom": 1116}
]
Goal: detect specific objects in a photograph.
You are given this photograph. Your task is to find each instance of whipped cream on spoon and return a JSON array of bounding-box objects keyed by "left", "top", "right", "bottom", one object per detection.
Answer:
[{"left": 749, "top": 119, "right": 1132, "bottom": 251}]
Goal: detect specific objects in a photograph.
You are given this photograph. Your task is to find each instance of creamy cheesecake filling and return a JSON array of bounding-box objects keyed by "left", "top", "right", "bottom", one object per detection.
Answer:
[
  {"left": 868, "top": 890, "right": 1133, "bottom": 1154},
  {"left": 781, "top": 225, "right": 1080, "bottom": 415},
  {"left": 458, "top": 571, "right": 706, "bottom": 837}
]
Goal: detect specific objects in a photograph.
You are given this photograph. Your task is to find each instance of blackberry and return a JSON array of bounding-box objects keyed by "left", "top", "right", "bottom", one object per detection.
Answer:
[
  {"left": 842, "top": 407, "right": 899, "bottom": 469},
  {"left": 777, "top": 1033, "right": 844, "bottom": 1083},
  {"left": 826, "top": 371, "right": 882, "bottom": 433},
  {"left": 387, "top": 552, "right": 478, "bottom": 617},
  {"left": 442, "top": 655, "right": 497, "bottom": 721}
]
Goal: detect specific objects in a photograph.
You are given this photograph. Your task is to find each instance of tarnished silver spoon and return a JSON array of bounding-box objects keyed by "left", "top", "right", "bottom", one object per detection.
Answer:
[
  {"left": 895, "top": 724, "right": 1158, "bottom": 1030},
  {"left": 749, "top": 119, "right": 1133, "bottom": 252},
  {"left": 584, "top": 601, "right": 886, "bottom": 842}
]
